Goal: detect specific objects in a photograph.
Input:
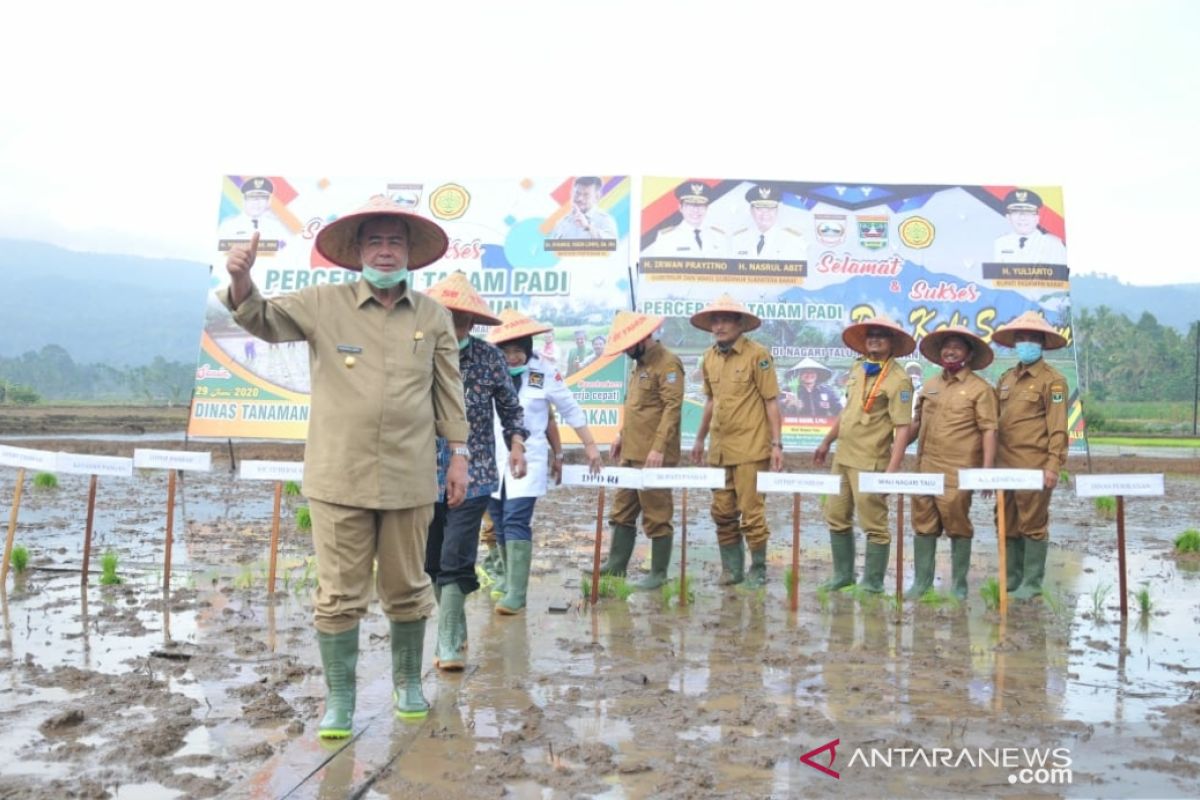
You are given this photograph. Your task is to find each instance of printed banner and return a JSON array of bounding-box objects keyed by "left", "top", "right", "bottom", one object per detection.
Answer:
[
  {"left": 190, "top": 175, "right": 633, "bottom": 440},
  {"left": 638, "top": 177, "right": 1084, "bottom": 453}
]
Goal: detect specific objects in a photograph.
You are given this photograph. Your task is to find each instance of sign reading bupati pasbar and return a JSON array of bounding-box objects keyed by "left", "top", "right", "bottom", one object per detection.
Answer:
[
  {"left": 757, "top": 472, "right": 843, "bottom": 495},
  {"left": 560, "top": 465, "right": 644, "bottom": 489},
  {"left": 959, "top": 468, "right": 1044, "bottom": 491},
  {"left": 857, "top": 472, "right": 944, "bottom": 495},
  {"left": 1075, "top": 474, "right": 1165, "bottom": 498},
  {"left": 642, "top": 467, "right": 725, "bottom": 489}
]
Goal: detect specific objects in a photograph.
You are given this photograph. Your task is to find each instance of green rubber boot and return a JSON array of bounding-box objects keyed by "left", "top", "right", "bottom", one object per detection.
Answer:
[
  {"left": 482, "top": 543, "right": 503, "bottom": 582},
  {"left": 496, "top": 540, "right": 532, "bottom": 615},
  {"left": 316, "top": 626, "right": 358, "bottom": 739},
  {"left": 489, "top": 543, "right": 509, "bottom": 600},
  {"left": 434, "top": 583, "right": 465, "bottom": 671},
  {"left": 858, "top": 541, "right": 891, "bottom": 594},
  {"left": 1012, "top": 538, "right": 1049, "bottom": 601},
  {"left": 634, "top": 535, "right": 673, "bottom": 591},
  {"left": 718, "top": 542, "right": 745, "bottom": 585},
  {"left": 1005, "top": 537, "right": 1025, "bottom": 593},
  {"left": 904, "top": 535, "right": 938, "bottom": 600},
  {"left": 819, "top": 531, "right": 856, "bottom": 591},
  {"left": 390, "top": 618, "right": 429, "bottom": 720},
  {"left": 583, "top": 524, "right": 637, "bottom": 578},
  {"left": 950, "top": 537, "right": 973, "bottom": 601},
  {"left": 744, "top": 547, "right": 768, "bottom": 588}
]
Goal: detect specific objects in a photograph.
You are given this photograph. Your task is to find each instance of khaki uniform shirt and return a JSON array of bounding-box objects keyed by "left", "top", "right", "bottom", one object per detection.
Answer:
[
  {"left": 996, "top": 359, "right": 1069, "bottom": 471},
  {"left": 620, "top": 341, "right": 684, "bottom": 464},
  {"left": 702, "top": 336, "right": 780, "bottom": 466},
  {"left": 833, "top": 358, "right": 914, "bottom": 471},
  {"left": 224, "top": 279, "right": 469, "bottom": 510},
  {"left": 914, "top": 368, "right": 998, "bottom": 475}
]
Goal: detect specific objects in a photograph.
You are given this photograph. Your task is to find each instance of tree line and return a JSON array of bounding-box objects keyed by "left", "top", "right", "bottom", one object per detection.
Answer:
[
  {"left": 1072, "top": 307, "right": 1200, "bottom": 402},
  {"left": 0, "top": 345, "right": 194, "bottom": 405}
]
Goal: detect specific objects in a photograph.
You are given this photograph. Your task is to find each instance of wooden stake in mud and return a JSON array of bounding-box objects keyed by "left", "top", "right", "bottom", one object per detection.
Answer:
[
  {"left": 1116, "top": 495, "right": 1128, "bottom": 618},
  {"left": 895, "top": 495, "right": 905, "bottom": 607},
  {"left": 790, "top": 493, "right": 801, "bottom": 612},
  {"left": 81, "top": 476, "right": 99, "bottom": 587},
  {"left": 996, "top": 489, "right": 1009, "bottom": 619},
  {"left": 162, "top": 470, "right": 177, "bottom": 593},
  {"left": 1, "top": 468, "right": 26, "bottom": 585},
  {"left": 589, "top": 486, "right": 606, "bottom": 605},
  {"left": 678, "top": 489, "right": 688, "bottom": 608},
  {"left": 267, "top": 480, "right": 283, "bottom": 595}
]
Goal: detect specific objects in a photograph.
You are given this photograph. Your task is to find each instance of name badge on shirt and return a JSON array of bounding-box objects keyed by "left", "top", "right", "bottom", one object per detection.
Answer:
[
  {"left": 336, "top": 344, "right": 363, "bottom": 354},
  {"left": 528, "top": 371, "right": 545, "bottom": 388}
]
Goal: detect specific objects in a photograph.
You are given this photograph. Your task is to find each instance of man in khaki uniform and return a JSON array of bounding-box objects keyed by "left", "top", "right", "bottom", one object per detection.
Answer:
[
  {"left": 223, "top": 195, "right": 469, "bottom": 737},
  {"left": 905, "top": 327, "right": 997, "bottom": 601},
  {"left": 690, "top": 295, "right": 783, "bottom": 588},
  {"left": 814, "top": 315, "right": 915, "bottom": 593},
  {"left": 589, "top": 311, "right": 684, "bottom": 590},
  {"left": 992, "top": 311, "right": 1070, "bottom": 600}
]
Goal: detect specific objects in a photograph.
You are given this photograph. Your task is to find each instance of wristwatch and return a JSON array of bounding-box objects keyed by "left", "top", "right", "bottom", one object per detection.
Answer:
[{"left": 451, "top": 446, "right": 470, "bottom": 459}]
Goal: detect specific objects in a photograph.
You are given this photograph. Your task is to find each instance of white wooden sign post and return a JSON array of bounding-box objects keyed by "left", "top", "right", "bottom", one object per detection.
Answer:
[
  {"left": 1075, "top": 474, "right": 1165, "bottom": 618},
  {"left": 643, "top": 468, "right": 725, "bottom": 607},
  {"left": 959, "top": 469, "right": 1044, "bottom": 617},
  {"left": 134, "top": 449, "right": 213, "bottom": 592},
  {"left": 239, "top": 460, "right": 304, "bottom": 594},
  {"left": 757, "top": 473, "right": 843, "bottom": 611},
  {"left": 54, "top": 453, "right": 134, "bottom": 587},
  {"left": 858, "top": 472, "right": 945, "bottom": 606},
  {"left": 561, "top": 466, "right": 642, "bottom": 604},
  {"left": 0, "top": 446, "right": 57, "bottom": 584}
]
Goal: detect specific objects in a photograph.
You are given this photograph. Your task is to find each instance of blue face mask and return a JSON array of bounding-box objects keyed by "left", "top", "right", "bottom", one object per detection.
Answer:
[
  {"left": 508, "top": 365, "right": 528, "bottom": 377},
  {"left": 1015, "top": 342, "right": 1043, "bottom": 365},
  {"left": 862, "top": 360, "right": 883, "bottom": 376},
  {"left": 361, "top": 265, "right": 408, "bottom": 289},
  {"left": 458, "top": 336, "right": 471, "bottom": 350}
]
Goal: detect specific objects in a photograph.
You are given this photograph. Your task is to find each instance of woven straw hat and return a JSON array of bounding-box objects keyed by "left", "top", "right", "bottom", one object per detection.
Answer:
[
  {"left": 602, "top": 311, "right": 665, "bottom": 357},
  {"left": 991, "top": 310, "right": 1068, "bottom": 350},
  {"left": 314, "top": 194, "right": 449, "bottom": 270},
  {"left": 842, "top": 315, "right": 917, "bottom": 357},
  {"left": 919, "top": 326, "right": 994, "bottom": 370},
  {"left": 486, "top": 308, "right": 553, "bottom": 345},
  {"left": 689, "top": 293, "right": 762, "bottom": 332},
  {"left": 424, "top": 271, "right": 502, "bottom": 326}
]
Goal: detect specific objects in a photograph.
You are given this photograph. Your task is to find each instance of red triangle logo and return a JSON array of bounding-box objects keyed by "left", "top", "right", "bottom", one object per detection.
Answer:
[{"left": 800, "top": 738, "right": 840, "bottom": 779}]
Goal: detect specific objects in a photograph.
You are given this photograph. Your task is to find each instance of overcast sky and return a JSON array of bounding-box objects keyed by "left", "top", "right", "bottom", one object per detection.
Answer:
[{"left": 2, "top": 0, "right": 1196, "bottom": 285}]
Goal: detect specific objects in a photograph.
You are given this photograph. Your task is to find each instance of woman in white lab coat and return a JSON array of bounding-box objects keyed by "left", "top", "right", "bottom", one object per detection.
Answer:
[{"left": 487, "top": 309, "right": 603, "bottom": 615}]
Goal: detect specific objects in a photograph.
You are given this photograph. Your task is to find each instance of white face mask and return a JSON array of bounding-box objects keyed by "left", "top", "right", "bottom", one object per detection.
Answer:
[{"left": 361, "top": 265, "right": 408, "bottom": 289}]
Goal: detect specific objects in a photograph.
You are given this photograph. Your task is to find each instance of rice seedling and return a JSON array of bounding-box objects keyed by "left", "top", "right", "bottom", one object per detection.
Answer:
[
  {"left": 10, "top": 545, "right": 30, "bottom": 575},
  {"left": 234, "top": 564, "right": 255, "bottom": 591},
  {"left": 283, "top": 480, "right": 302, "bottom": 497},
  {"left": 1090, "top": 582, "right": 1112, "bottom": 619},
  {"left": 1058, "top": 468, "right": 1071, "bottom": 485},
  {"left": 581, "top": 574, "right": 633, "bottom": 601},
  {"left": 919, "top": 588, "right": 958, "bottom": 609},
  {"left": 295, "top": 506, "right": 312, "bottom": 532},
  {"left": 99, "top": 550, "right": 122, "bottom": 586},
  {"left": 1175, "top": 529, "right": 1200, "bottom": 554},
  {"left": 33, "top": 472, "right": 58, "bottom": 490},
  {"left": 784, "top": 567, "right": 796, "bottom": 596},
  {"left": 661, "top": 575, "right": 693, "bottom": 606},
  {"left": 1134, "top": 585, "right": 1153, "bottom": 615},
  {"left": 1042, "top": 589, "right": 1069, "bottom": 620},
  {"left": 816, "top": 585, "right": 832, "bottom": 612},
  {"left": 980, "top": 578, "right": 1000, "bottom": 611},
  {"left": 1093, "top": 496, "right": 1117, "bottom": 520}
]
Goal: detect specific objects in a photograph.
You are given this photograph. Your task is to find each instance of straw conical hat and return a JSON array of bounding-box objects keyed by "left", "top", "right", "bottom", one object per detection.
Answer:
[
  {"left": 424, "top": 271, "right": 502, "bottom": 326},
  {"left": 486, "top": 308, "right": 553, "bottom": 345},
  {"left": 689, "top": 293, "right": 762, "bottom": 332},
  {"left": 785, "top": 357, "right": 833, "bottom": 382},
  {"left": 842, "top": 314, "right": 917, "bottom": 357},
  {"left": 315, "top": 194, "right": 449, "bottom": 270},
  {"left": 602, "top": 311, "right": 665, "bottom": 357},
  {"left": 919, "top": 326, "right": 994, "bottom": 370},
  {"left": 991, "top": 310, "right": 1068, "bottom": 350}
]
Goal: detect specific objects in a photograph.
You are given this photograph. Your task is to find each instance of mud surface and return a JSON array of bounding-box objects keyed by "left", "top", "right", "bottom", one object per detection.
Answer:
[{"left": 1, "top": 408, "right": 1199, "bottom": 798}]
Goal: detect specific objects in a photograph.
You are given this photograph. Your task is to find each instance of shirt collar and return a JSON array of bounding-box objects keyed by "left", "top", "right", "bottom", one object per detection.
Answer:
[
  {"left": 1015, "top": 359, "right": 1045, "bottom": 379},
  {"left": 353, "top": 276, "right": 413, "bottom": 309},
  {"left": 714, "top": 336, "right": 745, "bottom": 357}
]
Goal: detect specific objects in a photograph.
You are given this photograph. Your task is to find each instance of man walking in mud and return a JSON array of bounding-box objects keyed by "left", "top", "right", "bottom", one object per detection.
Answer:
[
  {"left": 222, "top": 195, "right": 469, "bottom": 737},
  {"left": 813, "top": 315, "right": 915, "bottom": 593}
]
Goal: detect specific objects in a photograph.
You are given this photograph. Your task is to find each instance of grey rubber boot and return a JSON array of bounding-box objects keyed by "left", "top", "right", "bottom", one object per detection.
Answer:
[
  {"left": 718, "top": 542, "right": 745, "bottom": 585},
  {"left": 489, "top": 543, "right": 509, "bottom": 600},
  {"left": 950, "top": 537, "right": 973, "bottom": 601},
  {"left": 496, "top": 540, "right": 533, "bottom": 615},
  {"left": 858, "top": 541, "right": 891, "bottom": 594},
  {"left": 390, "top": 618, "right": 429, "bottom": 720},
  {"left": 1012, "top": 538, "right": 1049, "bottom": 601},
  {"left": 904, "top": 535, "right": 937, "bottom": 600},
  {"left": 634, "top": 535, "right": 673, "bottom": 591},
  {"left": 316, "top": 626, "right": 359, "bottom": 739},
  {"left": 819, "top": 531, "right": 856, "bottom": 591},
  {"left": 434, "top": 583, "right": 465, "bottom": 671},
  {"left": 583, "top": 524, "right": 637, "bottom": 578},
  {"left": 744, "top": 547, "right": 768, "bottom": 588},
  {"left": 1005, "top": 537, "right": 1025, "bottom": 593}
]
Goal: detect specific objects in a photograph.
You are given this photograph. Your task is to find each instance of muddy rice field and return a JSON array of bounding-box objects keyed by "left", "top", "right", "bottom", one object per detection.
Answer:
[{"left": 1, "top": 409, "right": 1198, "bottom": 798}]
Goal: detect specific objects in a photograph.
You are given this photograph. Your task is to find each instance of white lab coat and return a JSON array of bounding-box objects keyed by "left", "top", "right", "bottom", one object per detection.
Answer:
[{"left": 493, "top": 354, "right": 588, "bottom": 499}]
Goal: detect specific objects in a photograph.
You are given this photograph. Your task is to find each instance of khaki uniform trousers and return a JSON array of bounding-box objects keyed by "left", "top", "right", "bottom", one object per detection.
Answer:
[
  {"left": 309, "top": 497, "right": 436, "bottom": 634},
  {"left": 824, "top": 463, "right": 891, "bottom": 545},
  {"left": 609, "top": 459, "right": 674, "bottom": 538},
  {"left": 912, "top": 487, "right": 974, "bottom": 539},
  {"left": 711, "top": 459, "right": 770, "bottom": 550},
  {"left": 996, "top": 487, "right": 1052, "bottom": 541}
]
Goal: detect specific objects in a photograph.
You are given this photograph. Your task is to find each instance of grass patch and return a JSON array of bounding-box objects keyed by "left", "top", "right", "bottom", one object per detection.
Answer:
[
  {"left": 1089, "top": 582, "right": 1112, "bottom": 619},
  {"left": 816, "top": 585, "right": 832, "bottom": 612},
  {"left": 234, "top": 564, "right": 255, "bottom": 591},
  {"left": 1175, "top": 529, "right": 1200, "bottom": 554},
  {"left": 1134, "top": 584, "right": 1153, "bottom": 615},
  {"left": 1089, "top": 436, "right": 1200, "bottom": 448},
  {"left": 1093, "top": 496, "right": 1117, "bottom": 520},
  {"left": 33, "top": 472, "right": 58, "bottom": 490},
  {"left": 661, "top": 576, "right": 693, "bottom": 606},
  {"left": 283, "top": 480, "right": 302, "bottom": 497},
  {"left": 918, "top": 588, "right": 959, "bottom": 609},
  {"left": 1059, "top": 469, "right": 1071, "bottom": 485},
  {"left": 784, "top": 567, "right": 796, "bottom": 597},
  {"left": 581, "top": 574, "right": 633, "bottom": 601},
  {"left": 11, "top": 545, "right": 30, "bottom": 574},
  {"left": 99, "top": 550, "right": 122, "bottom": 586},
  {"left": 980, "top": 578, "right": 1000, "bottom": 611},
  {"left": 295, "top": 505, "right": 312, "bottom": 532}
]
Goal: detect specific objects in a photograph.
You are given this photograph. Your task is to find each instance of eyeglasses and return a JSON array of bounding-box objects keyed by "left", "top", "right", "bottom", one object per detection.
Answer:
[{"left": 864, "top": 330, "right": 891, "bottom": 339}]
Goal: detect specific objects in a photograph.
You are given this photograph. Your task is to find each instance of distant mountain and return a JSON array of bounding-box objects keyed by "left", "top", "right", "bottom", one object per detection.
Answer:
[
  {"left": 1070, "top": 273, "right": 1200, "bottom": 332},
  {"left": 0, "top": 239, "right": 211, "bottom": 366}
]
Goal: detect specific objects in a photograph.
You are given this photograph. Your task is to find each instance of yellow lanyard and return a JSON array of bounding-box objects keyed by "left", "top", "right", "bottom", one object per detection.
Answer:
[{"left": 861, "top": 360, "right": 891, "bottom": 413}]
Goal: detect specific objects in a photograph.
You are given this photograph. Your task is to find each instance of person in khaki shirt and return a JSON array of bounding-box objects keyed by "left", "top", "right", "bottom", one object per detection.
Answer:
[
  {"left": 689, "top": 295, "right": 783, "bottom": 588},
  {"left": 222, "top": 195, "right": 469, "bottom": 737},
  {"left": 814, "top": 315, "right": 915, "bottom": 593},
  {"left": 905, "top": 327, "right": 997, "bottom": 601},
  {"left": 992, "top": 311, "right": 1070, "bottom": 601},
  {"left": 587, "top": 311, "right": 684, "bottom": 590}
]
